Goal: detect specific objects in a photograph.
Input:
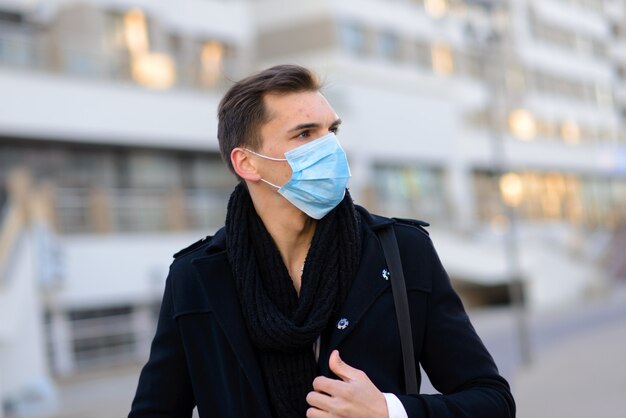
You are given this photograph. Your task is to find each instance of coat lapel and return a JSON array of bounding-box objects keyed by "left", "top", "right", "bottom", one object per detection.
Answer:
[
  {"left": 190, "top": 247, "right": 271, "bottom": 416},
  {"left": 320, "top": 226, "right": 391, "bottom": 372}
]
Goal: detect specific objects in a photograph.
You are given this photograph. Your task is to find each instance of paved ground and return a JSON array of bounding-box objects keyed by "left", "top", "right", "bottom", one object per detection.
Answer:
[
  {"left": 515, "top": 318, "right": 626, "bottom": 418},
  {"left": 51, "top": 364, "right": 142, "bottom": 418},
  {"left": 48, "top": 286, "right": 626, "bottom": 418},
  {"left": 512, "top": 286, "right": 626, "bottom": 418}
]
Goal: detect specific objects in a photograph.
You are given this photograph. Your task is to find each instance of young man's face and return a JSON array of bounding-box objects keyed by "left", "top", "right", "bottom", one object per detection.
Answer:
[{"left": 254, "top": 90, "right": 342, "bottom": 187}]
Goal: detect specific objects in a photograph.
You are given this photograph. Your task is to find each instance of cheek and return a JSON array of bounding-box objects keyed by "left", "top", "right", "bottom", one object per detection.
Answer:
[
  {"left": 264, "top": 162, "right": 292, "bottom": 183},
  {"left": 279, "top": 164, "right": 293, "bottom": 181}
]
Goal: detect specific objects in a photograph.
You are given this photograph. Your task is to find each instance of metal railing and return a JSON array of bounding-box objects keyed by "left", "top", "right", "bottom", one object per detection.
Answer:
[{"left": 55, "top": 187, "right": 230, "bottom": 234}]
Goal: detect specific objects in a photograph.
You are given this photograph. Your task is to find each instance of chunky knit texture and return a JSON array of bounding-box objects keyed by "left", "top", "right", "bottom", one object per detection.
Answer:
[{"left": 224, "top": 182, "right": 361, "bottom": 417}]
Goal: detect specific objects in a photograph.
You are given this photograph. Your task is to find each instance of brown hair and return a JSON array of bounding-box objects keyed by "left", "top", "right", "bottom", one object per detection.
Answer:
[{"left": 217, "top": 64, "right": 321, "bottom": 174}]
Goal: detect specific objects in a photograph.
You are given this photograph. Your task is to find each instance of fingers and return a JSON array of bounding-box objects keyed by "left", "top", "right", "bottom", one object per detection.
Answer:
[
  {"left": 306, "top": 390, "right": 335, "bottom": 412},
  {"left": 328, "top": 350, "right": 365, "bottom": 382},
  {"left": 312, "top": 375, "right": 346, "bottom": 395},
  {"left": 306, "top": 406, "right": 331, "bottom": 418},
  {"left": 308, "top": 354, "right": 387, "bottom": 418}
]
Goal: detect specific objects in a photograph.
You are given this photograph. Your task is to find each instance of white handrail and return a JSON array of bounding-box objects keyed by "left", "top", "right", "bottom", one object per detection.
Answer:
[
  {"left": 0, "top": 169, "right": 32, "bottom": 287},
  {"left": 0, "top": 204, "right": 26, "bottom": 287}
]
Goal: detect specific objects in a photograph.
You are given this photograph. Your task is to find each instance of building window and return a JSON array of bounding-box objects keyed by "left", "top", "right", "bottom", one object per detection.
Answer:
[
  {"left": 528, "top": 5, "right": 607, "bottom": 60},
  {"left": 508, "top": 108, "right": 537, "bottom": 141},
  {"left": 126, "top": 151, "right": 181, "bottom": 189},
  {"left": 105, "top": 8, "right": 177, "bottom": 89},
  {"left": 456, "top": 51, "right": 485, "bottom": 80},
  {"left": 431, "top": 42, "right": 454, "bottom": 75},
  {"left": 339, "top": 22, "right": 367, "bottom": 56},
  {"left": 130, "top": 52, "right": 177, "bottom": 89},
  {"left": 473, "top": 170, "right": 626, "bottom": 228},
  {"left": 69, "top": 306, "right": 136, "bottom": 368},
  {"left": 123, "top": 8, "right": 150, "bottom": 55},
  {"left": 200, "top": 40, "right": 225, "bottom": 87},
  {"left": 371, "top": 164, "right": 449, "bottom": 221},
  {"left": 466, "top": 108, "right": 621, "bottom": 145},
  {"left": 424, "top": 0, "right": 448, "bottom": 18},
  {"left": 376, "top": 31, "right": 401, "bottom": 61},
  {"left": 560, "top": 120, "right": 581, "bottom": 144},
  {"left": 0, "top": 141, "right": 235, "bottom": 234},
  {"left": 0, "top": 30, "right": 38, "bottom": 70},
  {"left": 528, "top": 69, "right": 611, "bottom": 106},
  {"left": 553, "top": 0, "right": 604, "bottom": 13},
  {"left": 415, "top": 40, "right": 432, "bottom": 69}
]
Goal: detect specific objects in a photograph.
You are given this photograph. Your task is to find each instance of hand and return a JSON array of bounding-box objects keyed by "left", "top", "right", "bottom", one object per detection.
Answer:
[{"left": 306, "top": 350, "right": 389, "bottom": 418}]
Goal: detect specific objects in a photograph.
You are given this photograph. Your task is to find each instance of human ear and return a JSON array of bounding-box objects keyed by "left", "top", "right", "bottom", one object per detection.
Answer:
[{"left": 231, "top": 148, "right": 261, "bottom": 181}]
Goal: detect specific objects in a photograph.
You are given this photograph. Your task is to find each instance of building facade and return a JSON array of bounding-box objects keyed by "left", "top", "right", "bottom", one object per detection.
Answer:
[{"left": 1, "top": 0, "right": 626, "bottom": 415}]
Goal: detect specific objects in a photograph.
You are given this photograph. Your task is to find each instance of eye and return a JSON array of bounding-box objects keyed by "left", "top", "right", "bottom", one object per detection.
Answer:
[
  {"left": 296, "top": 130, "right": 310, "bottom": 139},
  {"left": 329, "top": 126, "right": 340, "bottom": 134}
]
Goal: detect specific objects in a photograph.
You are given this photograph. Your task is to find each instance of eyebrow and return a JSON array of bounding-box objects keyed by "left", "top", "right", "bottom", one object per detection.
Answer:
[{"left": 288, "top": 118, "right": 342, "bottom": 132}]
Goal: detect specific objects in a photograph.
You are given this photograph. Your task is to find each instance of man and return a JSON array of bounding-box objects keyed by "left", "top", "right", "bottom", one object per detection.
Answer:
[{"left": 129, "top": 65, "right": 515, "bottom": 418}]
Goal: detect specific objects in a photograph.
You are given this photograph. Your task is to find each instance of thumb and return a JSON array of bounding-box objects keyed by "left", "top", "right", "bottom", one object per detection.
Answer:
[{"left": 328, "top": 350, "right": 359, "bottom": 382}]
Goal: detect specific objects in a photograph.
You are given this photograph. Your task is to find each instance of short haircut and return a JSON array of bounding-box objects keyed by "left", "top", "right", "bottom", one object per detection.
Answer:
[{"left": 217, "top": 64, "right": 321, "bottom": 174}]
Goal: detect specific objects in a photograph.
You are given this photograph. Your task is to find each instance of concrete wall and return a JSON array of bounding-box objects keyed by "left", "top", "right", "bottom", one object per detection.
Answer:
[{"left": 0, "top": 68, "right": 222, "bottom": 150}]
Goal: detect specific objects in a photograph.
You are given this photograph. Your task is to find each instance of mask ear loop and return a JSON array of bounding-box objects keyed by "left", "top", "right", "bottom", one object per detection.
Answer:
[
  {"left": 243, "top": 148, "right": 288, "bottom": 161},
  {"left": 260, "top": 178, "right": 281, "bottom": 189},
  {"left": 242, "top": 148, "right": 286, "bottom": 190}
]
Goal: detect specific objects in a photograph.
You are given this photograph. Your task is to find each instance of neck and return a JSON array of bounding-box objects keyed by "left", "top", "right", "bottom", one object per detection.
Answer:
[{"left": 247, "top": 182, "right": 316, "bottom": 293}]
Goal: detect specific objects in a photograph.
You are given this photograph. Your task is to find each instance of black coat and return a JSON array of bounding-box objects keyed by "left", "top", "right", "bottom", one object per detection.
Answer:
[{"left": 129, "top": 207, "right": 515, "bottom": 417}]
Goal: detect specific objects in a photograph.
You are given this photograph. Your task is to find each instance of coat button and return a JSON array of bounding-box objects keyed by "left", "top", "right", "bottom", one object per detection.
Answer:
[
  {"left": 337, "top": 318, "right": 349, "bottom": 330},
  {"left": 382, "top": 268, "right": 390, "bottom": 280}
]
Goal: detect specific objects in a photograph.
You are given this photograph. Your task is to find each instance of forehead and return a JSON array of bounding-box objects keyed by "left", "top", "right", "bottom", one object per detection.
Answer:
[{"left": 262, "top": 91, "right": 337, "bottom": 127}]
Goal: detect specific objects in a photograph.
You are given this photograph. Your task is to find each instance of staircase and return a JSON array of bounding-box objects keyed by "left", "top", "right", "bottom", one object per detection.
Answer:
[{"left": 0, "top": 169, "right": 58, "bottom": 418}]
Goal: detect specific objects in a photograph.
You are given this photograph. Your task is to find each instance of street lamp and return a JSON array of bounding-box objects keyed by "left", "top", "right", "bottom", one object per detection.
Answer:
[{"left": 466, "top": 1, "right": 533, "bottom": 366}]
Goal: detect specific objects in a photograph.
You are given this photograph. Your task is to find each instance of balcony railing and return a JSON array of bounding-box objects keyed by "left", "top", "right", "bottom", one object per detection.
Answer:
[{"left": 54, "top": 187, "right": 230, "bottom": 234}]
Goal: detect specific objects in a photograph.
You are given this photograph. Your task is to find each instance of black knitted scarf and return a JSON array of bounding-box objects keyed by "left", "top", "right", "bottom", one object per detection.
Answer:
[{"left": 224, "top": 182, "right": 362, "bottom": 418}]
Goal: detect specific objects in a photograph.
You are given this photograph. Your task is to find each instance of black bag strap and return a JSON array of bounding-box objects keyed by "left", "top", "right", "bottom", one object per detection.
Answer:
[{"left": 377, "top": 224, "right": 419, "bottom": 395}]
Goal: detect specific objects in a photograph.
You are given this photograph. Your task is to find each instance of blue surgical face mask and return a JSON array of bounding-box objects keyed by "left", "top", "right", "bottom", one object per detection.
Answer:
[{"left": 245, "top": 133, "right": 351, "bottom": 219}]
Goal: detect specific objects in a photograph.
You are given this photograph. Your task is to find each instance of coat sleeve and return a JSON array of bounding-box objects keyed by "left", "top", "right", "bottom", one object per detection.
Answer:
[
  {"left": 128, "top": 267, "right": 196, "bottom": 417},
  {"left": 395, "top": 226, "right": 516, "bottom": 418}
]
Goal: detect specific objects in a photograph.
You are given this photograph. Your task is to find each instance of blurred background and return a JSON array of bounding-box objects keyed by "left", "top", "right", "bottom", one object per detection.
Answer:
[{"left": 0, "top": 0, "right": 625, "bottom": 417}]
